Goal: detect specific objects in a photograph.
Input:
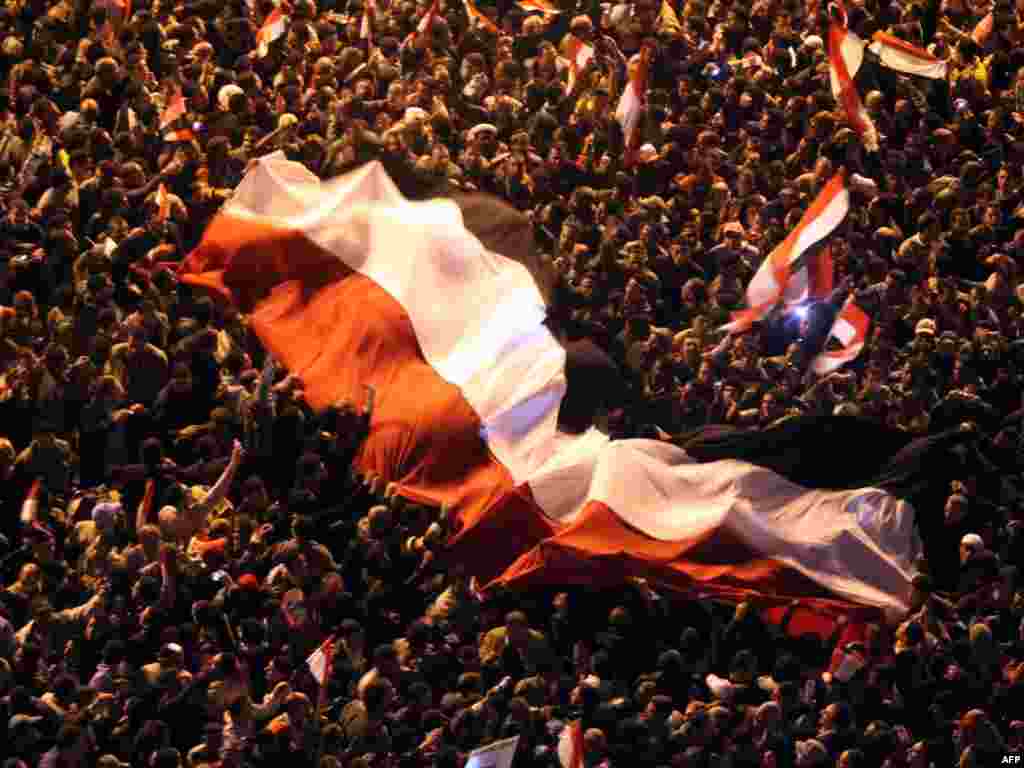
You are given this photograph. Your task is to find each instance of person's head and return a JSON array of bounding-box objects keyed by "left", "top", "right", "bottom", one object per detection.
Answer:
[
  {"left": 918, "top": 211, "right": 940, "bottom": 242},
  {"left": 960, "top": 533, "right": 984, "bottom": 565},
  {"left": 505, "top": 610, "right": 530, "bottom": 647},
  {"left": 362, "top": 677, "right": 394, "bottom": 719},
  {"left": 819, "top": 702, "right": 850, "bottom": 732},
  {"left": 794, "top": 738, "right": 829, "bottom": 767}
]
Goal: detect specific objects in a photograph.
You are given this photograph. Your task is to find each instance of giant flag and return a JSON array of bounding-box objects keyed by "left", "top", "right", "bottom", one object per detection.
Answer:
[{"left": 179, "top": 155, "right": 922, "bottom": 633}]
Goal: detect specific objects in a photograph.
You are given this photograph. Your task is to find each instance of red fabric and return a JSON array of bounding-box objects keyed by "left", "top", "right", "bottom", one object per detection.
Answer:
[
  {"left": 179, "top": 212, "right": 514, "bottom": 527},
  {"left": 808, "top": 243, "right": 834, "bottom": 300},
  {"left": 491, "top": 500, "right": 885, "bottom": 635},
  {"left": 180, "top": 205, "right": 884, "bottom": 639},
  {"left": 828, "top": 23, "right": 873, "bottom": 143},
  {"left": 871, "top": 30, "right": 941, "bottom": 62}
]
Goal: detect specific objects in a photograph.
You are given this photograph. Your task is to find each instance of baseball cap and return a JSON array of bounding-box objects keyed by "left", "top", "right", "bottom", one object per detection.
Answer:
[{"left": 915, "top": 318, "right": 936, "bottom": 336}]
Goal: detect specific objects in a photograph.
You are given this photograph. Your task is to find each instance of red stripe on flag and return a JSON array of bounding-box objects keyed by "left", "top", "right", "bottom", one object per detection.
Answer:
[
  {"left": 828, "top": 23, "right": 876, "bottom": 150},
  {"left": 870, "top": 30, "right": 940, "bottom": 62}
]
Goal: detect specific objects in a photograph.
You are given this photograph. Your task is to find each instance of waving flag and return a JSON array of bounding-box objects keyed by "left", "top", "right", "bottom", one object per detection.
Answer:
[
  {"left": 405, "top": 0, "right": 440, "bottom": 45},
  {"left": 179, "top": 156, "right": 920, "bottom": 636},
  {"left": 256, "top": 8, "right": 288, "bottom": 57},
  {"left": 517, "top": 0, "right": 559, "bottom": 14},
  {"left": 467, "top": 736, "right": 520, "bottom": 768},
  {"left": 811, "top": 296, "right": 870, "bottom": 374},
  {"left": 465, "top": 0, "right": 499, "bottom": 33},
  {"left": 869, "top": 31, "right": 947, "bottom": 79},
  {"left": 565, "top": 35, "right": 595, "bottom": 92},
  {"left": 828, "top": 4, "right": 879, "bottom": 152},
  {"left": 306, "top": 635, "right": 335, "bottom": 686},
  {"left": 615, "top": 46, "right": 651, "bottom": 159},
  {"left": 724, "top": 172, "right": 848, "bottom": 332}
]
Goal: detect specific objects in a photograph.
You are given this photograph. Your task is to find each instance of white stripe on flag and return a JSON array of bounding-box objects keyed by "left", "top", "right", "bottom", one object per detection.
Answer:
[
  {"left": 812, "top": 298, "right": 869, "bottom": 374},
  {"left": 788, "top": 187, "right": 849, "bottom": 265},
  {"left": 832, "top": 317, "right": 857, "bottom": 346},
  {"left": 306, "top": 638, "right": 332, "bottom": 685},
  {"left": 828, "top": 28, "right": 865, "bottom": 97},
  {"left": 467, "top": 735, "right": 520, "bottom": 768},
  {"left": 615, "top": 84, "right": 642, "bottom": 147},
  {"left": 868, "top": 42, "right": 946, "bottom": 79}
]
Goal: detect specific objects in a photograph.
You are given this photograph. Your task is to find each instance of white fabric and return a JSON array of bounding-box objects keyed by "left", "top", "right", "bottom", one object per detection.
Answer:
[
  {"left": 226, "top": 156, "right": 571, "bottom": 487},
  {"left": 615, "top": 81, "right": 642, "bottom": 147},
  {"left": 869, "top": 38, "right": 948, "bottom": 79},
  {"left": 828, "top": 27, "right": 865, "bottom": 96},
  {"left": 306, "top": 638, "right": 332, "bottom": 685},
  {"left": 812, "top": 298, "right": 870, "bottom": 374},
  {"left": 466, "top": 736, "right": 520, "bottom": 768},
  {"left": 227, "top": 156, "right": 917, "bottom": 618},
  {"left": 732, "top": 174, "right": 848, "bottom": 324},
  {"left": 584, "top": 440, "right": 920, "bottom": 619}
]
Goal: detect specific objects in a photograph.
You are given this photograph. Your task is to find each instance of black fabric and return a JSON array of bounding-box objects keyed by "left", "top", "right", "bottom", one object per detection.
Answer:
[
  {"left": 681, "top": 415, "right": 1004, "bottom": 587},
  {"left": 680, "top": 414, "right": 913, "bottom": 491}
]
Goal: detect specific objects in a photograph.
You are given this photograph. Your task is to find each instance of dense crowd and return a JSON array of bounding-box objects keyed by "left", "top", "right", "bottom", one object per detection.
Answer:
[{"left": 2, "top": 0, "right": 1024, "bottom": 766}]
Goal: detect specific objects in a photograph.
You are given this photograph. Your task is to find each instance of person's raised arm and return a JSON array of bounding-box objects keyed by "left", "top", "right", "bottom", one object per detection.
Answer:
[
  {"left": 135, "top": 479, "right": 156, "bottom": 540},
  {"left": 157, "top": 543, "right": 177, "bottom": 611},
  {"left": 183, "top": 440, "right": 245, "bottom": 536}
]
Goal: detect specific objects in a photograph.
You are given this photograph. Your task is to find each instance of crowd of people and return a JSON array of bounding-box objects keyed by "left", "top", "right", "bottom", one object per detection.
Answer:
[{"left": 1, "top": 0, "right": 1024, "bottom": 766}]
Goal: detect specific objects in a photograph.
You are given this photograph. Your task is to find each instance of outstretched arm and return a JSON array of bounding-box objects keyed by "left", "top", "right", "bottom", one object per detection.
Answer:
[{"left": 182, "top": 440, "right": 245, "bottom": 538}]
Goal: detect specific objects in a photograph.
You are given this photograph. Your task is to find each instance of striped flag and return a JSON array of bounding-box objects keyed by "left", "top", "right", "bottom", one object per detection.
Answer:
[
  {"left": 558, "top": 720, "right": 584, "bottom": 768},
  {"left": 464, "top": 0, "right": 499, "bottom": 33},
  {"left": 20, "top": 479, "right": 41, "bottom": 524},
  {"left": 615, "top": 46, "right": 651, "bottom": 160},
  {"left": 516, "top": 0, "right": 559, "bottom": 14},
  {"left": 467, "top": 736, "right": 520, "bottom": 768},
  {"left": 405, "top": 0, "right": 440, "bottom": 46},
  {"left": 256, "top": 7, "right": 288, "bottom": 57},
  {"left": 782, "top": 241, "right": 834, "bottom": 306},
  {"left": 565, "top": 35, "right": 594, "bottom": 92},
  {"left": 178, "top": 155, "right": 923, "bottom": 640},
  {"left": 829, "top": 4, "right": 947, "bottom": 151},
  {"left": 724, "top": 172, "right": 849, "bottom": 332},
  {"left": 811, "top": 296, "right": 870, "bottom": 374},
  {"left": 868, "top": 31, "right": 947, "bottom": 79},
  {"left": 827, "top": 3, "right": 878, "bottom": 152},
  {"left": 306, "top": 635, "right": 335, "bottom": 686}
]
